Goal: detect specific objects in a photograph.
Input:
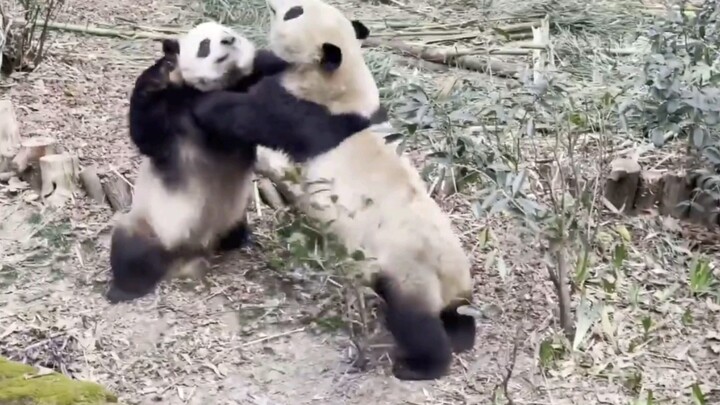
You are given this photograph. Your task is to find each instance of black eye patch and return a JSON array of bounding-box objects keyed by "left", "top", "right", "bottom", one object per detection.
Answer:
[
  {"left": 220, "top": 36, "right": 236, "bottom": 46},
  {"left": 196, "top": 38, "right": 211, "bottom": 58},
  {"left": 215, "top": 54, "right": 229, "bottom": 63},
  {"left": 283, "top": 6, "right": 303, "bottom": 20}
]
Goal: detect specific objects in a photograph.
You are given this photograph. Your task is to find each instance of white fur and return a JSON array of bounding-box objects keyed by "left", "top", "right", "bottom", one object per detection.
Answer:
[
  {"left": 261, "top": 0, "right": 472, "bottom": 311},
  {"left": 178, "top": 21, "right": 256, "bottom": 91},
  {"left": 121, "top": 140, "right": 254, "bottom": 252}
]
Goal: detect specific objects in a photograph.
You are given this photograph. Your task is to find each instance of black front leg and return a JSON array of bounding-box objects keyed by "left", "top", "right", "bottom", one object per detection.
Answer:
[
  {"left": 216, "top": 221, "right": 252, "bottom": 252},
  {"left": 191, "top": 79, "right": 372, "bottom": 162}
]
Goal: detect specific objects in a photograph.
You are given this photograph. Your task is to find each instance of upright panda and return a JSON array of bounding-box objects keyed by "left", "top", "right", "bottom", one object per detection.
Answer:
[
  {"left": 189, "top": 0, "right": 476, "bottom": 381},
  {"left": 107, "top": 21, "right": 370, "bottom": 303}
]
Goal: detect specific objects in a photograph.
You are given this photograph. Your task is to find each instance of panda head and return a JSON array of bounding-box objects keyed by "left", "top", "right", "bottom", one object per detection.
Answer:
[
  {"left": 266, "top": 0, "right": 370, "bottom": 73},
  {"left": 177, "top": 21, "right": 257, "bottom": 92}
]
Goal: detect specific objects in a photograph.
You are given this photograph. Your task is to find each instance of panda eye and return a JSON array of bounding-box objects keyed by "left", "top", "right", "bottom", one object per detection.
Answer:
[{"left": 220, "top": 36, "right": 236, "bottom": 46}]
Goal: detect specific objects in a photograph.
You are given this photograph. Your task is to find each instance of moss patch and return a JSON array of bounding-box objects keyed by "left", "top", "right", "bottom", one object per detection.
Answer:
[{"left": 0, "top": 357, "right": 118, "bottom": 405}]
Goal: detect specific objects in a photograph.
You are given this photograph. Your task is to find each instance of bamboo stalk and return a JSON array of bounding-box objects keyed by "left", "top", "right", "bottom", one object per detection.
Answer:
[
  {"left": 11, "top": 19, "right": 174, "bottom": 40},
  {"left": 363, "top": 38, "right": 521, "bottom": 78}
]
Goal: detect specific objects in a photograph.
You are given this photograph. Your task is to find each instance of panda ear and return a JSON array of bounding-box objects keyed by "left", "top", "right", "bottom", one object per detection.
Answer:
[
  {"left": 351, "top": 20, "right": 370, "bottom": 40},
  {"left": 162, "top": 39, "right": 180, "bottom": 56},
  {"left": 320, "top": 43, "right": 342, "bottom": 72}
]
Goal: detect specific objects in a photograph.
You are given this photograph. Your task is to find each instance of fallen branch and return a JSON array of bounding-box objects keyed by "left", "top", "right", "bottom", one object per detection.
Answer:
[
  {"left": 102, "top": 172, "right": 132, "bottom": 212},
  {"left": 363, "top": 38, "right": 521, "bottom": 78}
]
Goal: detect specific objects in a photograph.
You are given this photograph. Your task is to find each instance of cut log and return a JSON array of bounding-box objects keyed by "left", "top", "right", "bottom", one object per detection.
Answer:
[
  {"left": 604, "top": 158, "right": 641, "bottom": 213},
  {"left": 12, "top": 136, "right": 57, "bottom": 173},
  {"left": 257, "top": 177, "right": 286, "bottom": 209},
  {"left": 39, "top": 153, "right": 79, "bottom": 206},
  {"left": 102, "top": 174, "right": 133, "bottom": 212},
  {"left": 254, "top": 147, "right": 302, "bottom": 205},
  {"left": 0, "top": 100, "right": 21, "bottom": 173},
  {"left": 79, "top": 166, "right": 107, "bottom": 204}
]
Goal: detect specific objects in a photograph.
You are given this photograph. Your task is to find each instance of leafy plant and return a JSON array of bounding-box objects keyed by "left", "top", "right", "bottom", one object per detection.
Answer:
[
  {"left": 688, "top": 256, "right": 715, "bottom": 296},
  {"left": 0, "top": 0, "right": 65, "bottom": 75},
  {"left": 629, "top": 0, "right": 720, "bottom": 170}
]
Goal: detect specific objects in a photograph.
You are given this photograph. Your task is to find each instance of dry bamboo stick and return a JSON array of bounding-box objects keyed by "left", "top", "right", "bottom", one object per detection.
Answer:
[
  {"left": 363, "top": 38, "right": 521, "bottom": 78},
  {"left": 11, "top": 19, "right": 174, "bottom": 40}
]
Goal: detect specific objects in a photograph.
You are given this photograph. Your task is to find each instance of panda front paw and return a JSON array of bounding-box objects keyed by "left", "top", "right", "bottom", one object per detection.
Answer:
[
  {"left": 391, "top": 358, "right": 447, "bottom": 381},
  {"left": 216, "top": 222, "right": 253, "bottom": 252}
]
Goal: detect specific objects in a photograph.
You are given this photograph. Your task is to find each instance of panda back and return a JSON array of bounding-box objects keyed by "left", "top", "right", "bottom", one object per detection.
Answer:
[{"left": 296, "top": 130, "right": 472, "bottom": 309}]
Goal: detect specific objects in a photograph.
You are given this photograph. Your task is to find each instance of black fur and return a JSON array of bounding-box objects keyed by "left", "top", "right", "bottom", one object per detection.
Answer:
[
  {"left": 127, "top": 44, "right": 289, "bottom": 182},
  {"left": 320, "top": 43, "right": 343, "bottom": 72},
  {"left": 371, "top": 274, "right": 454, "bottom": 381},
  {"left": 440, "top": 305, "right": 476, "bottom": 353},
  {"left": 216, "top": 221, "right": 252, "bottom": 251},
  {"left": 283, "top": 5, "right": 304, "bottom": 20},
  {"left": 191, "top": 75, "right": 374, "bottom": 162},
  {"left": 109, "top": 42, "right": 288, "bottom": 304},
  {"left": 351, "top": 20, "right": 370, "bottom": 40},
  {"left": 107, "top": 226, "right": 175, "bottom": 304},
  {"left": 162, "top": 38, "right": 180, "bottom": 54},
  {"left": 197, "top": 38, "right": 211, "bottom": 58}
]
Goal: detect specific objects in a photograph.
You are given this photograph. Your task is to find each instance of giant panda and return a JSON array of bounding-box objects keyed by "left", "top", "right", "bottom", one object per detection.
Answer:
[
  {"left": 107, "top": 21, "right": 370, "bottom": 303},
  {"left": 188, "top": 0, "right": 476, "bottom": 381}
]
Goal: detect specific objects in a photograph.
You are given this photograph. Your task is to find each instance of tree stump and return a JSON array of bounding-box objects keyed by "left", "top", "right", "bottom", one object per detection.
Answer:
[
  {"left": 659, "top": 173, "right": 693, "bottom": 219},
  {"left": 604, "top": 158, "right": 641, "bottom": 213},
  {"left": 12, "top": 136, "right": 57, "bottom": 173},
  {"left": 39, "top": 153, "right": 79, "bottom": 206},
  {"left": 0, "top": 100, "right": 21, "bottom": 172},
  {"left": 79, "top": 166, "right": 107, "bottom": 204}
]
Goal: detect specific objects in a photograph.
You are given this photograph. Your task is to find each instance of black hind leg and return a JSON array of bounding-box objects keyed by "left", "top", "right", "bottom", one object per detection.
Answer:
[
  {"left": 106, "top": 226, "right": 174, "bottom": 304},
  {"left": 372, "top": 274, "right": 453, "bottom": 381},
  {"left": 216, "top": 221, "right": 252, "bottom": 252},
  {"left": 440, "top": 304, "right": 476, "bottom": 353}
]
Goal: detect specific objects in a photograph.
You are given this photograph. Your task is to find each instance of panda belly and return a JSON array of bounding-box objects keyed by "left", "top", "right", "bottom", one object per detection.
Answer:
[
  {"left": 133, "top": 148, "right": 254, "bottom": 251},
  {"left": 299, "top": 131, "right": 472, "bottom": 307}
]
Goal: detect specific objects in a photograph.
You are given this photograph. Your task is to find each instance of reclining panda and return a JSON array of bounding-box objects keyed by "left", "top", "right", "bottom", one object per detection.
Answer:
[
  {"left": 187, "top": 0, "right": 478, "bottom": 381},
  {"left": 106, "top": 21, "right": 374, "bottom": 303}
]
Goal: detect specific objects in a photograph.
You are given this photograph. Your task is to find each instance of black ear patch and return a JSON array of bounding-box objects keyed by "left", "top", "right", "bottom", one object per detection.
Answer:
[
  {"left": 320, "top": 43, "right": 342, "bottom": 72},
  {"left": 162, "top": 39, "right": 180, "bottom": 56},
  {"left": 220, "top": 36, "right": 236, "bottom": 46},
  {"left": 197, "top": 38, "right": 211, "bottom": 58},
  {"left": 351, "top": 20, "right": 370, "bottom": 40},
  {"left": 283, "top": 6, "right": 304, "bottom": 20}
]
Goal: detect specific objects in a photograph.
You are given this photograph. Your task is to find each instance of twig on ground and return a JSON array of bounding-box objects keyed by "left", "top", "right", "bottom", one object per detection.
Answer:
[
  {"left": 491, "top": 325, "right": 522, "bottom": 404},
  {"left": 239, "top": 326, "right": 306, "bottom": 348}
]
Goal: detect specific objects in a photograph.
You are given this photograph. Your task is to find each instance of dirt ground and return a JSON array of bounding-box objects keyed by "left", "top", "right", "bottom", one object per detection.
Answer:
[{"left": 1, "top": 0, "right": 718, "bottom": 404}]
